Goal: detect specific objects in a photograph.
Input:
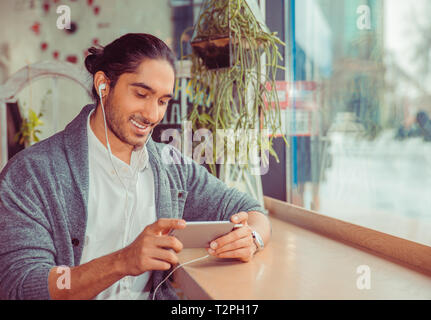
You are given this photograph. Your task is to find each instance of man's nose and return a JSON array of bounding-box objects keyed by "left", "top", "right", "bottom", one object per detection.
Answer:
[{"left": 143, "top": 100, "right": 160, "bottom": 124}]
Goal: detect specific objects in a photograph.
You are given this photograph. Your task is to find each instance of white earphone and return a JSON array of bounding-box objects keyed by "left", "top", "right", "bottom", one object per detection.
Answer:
[
  {"left": 97, "top": 81, "right": 151, "bottom": 252},
  {"left": 97, "top": 82, "right": 208, "bottom": 300},
  {"left": 98, "top": 83, "right": 112, "bottom": 153},
  {"left": 98, "top": 83, "right": 106, "bottom": 96}
]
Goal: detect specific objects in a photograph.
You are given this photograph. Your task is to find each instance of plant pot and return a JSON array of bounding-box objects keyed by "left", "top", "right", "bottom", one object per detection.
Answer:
[
  {"left": 191, "top": 36, "right": 263, "bottom": 70},
  {"left": 191, "top": 36, "right": 231, "bottom": 70}
]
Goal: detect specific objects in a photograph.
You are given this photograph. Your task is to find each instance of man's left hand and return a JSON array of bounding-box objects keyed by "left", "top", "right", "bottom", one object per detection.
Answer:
[{"left": 207, "top": 211, "right": 257, "bottom": 262}]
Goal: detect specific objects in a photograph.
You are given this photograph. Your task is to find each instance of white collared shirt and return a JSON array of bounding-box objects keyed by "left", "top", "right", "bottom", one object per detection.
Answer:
[{"left": 80, "top": 109, "right": 157, "bottom": 300}]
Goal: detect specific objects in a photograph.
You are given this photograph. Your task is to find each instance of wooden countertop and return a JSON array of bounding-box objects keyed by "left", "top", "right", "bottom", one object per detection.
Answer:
[{"left": 172, "top": 216, "right": 431, "bottom": 299}]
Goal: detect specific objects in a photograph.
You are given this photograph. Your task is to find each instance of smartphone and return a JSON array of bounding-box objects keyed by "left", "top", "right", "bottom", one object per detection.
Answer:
[{"left": 170, "top": 221, "right": 242, "bottom": 248}]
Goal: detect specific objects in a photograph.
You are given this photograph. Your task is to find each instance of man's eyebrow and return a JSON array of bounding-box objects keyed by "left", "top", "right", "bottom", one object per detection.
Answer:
[
  {"left": 130, "top": 82, "right": 156, "bottom": 93},
  {"left": 130, "top": 82, "right": 173, "bottom": 98}
]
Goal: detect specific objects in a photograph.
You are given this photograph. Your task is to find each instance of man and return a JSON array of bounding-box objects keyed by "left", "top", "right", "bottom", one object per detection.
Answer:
[{"left": 0, "top": 33, "right": 270, "bottom": 300}]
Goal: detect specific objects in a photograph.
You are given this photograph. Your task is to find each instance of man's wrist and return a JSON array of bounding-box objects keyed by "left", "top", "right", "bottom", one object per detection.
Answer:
[{"left": 113, "top": 248, "right": 129, "bottom": 277}]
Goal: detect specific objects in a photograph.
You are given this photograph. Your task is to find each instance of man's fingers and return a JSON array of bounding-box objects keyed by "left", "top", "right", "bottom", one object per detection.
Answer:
[
  {"left": 148, "top": 258, "right": 173, "bottom": 271},
  {"left": 150, "top": 247, "right": 179, "bottom": 266},
  {"left": 230, "top": 211, "right": 248, "bottom": 224},
  {"left": 142, "top": 247, "right": 179, "bottom": 268},
  {"left": 146, "top": 218, "right": 186, "bottom": 235},
  {"left": 213, "top": 247, "right": 255, "bottom": 262},
  {"left": 212, "top": 236, "right": 253, "bottom": 255},
  {"left": 209, "top": 225, "right": 250, "bottom": 251},
  {"left": 156, "top": 235, "right": 183, "bottom": 253}
]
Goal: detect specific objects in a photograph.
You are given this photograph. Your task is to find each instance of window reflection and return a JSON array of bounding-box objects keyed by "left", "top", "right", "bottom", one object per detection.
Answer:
[{"left": 289, "top": 0, "right": 431, "bottom": 245}]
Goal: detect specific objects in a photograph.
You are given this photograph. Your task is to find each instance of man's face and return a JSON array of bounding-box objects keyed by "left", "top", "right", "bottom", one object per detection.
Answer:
[{"left": 103, "top": 58, "right": 175, "bottom": 150}]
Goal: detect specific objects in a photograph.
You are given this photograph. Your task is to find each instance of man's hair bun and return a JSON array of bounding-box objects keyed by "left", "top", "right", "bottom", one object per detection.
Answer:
[{"left": 84, "top": 46, "right": 104, "bottom": 75}]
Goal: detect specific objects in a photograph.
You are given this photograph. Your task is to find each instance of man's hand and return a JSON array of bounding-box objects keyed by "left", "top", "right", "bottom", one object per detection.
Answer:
[
  {"left": 48, "top": 218, "right": 186, "bottom": 300},
  {"left": 206, "top": 212, "right": 257, "bottom": 262},
  {"left": 118, "top": 218, "right": 186, "bottom": 276}
]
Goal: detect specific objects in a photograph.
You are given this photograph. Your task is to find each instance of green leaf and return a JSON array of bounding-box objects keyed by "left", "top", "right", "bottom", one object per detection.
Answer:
[{"left": 200, "top": 113, "right": 215, "bottom": 125}]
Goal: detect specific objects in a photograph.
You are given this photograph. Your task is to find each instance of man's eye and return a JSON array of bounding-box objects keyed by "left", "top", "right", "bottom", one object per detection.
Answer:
[
  {"left": 159, "top": 100, "right": 170, "bottom": 106},
  {"left": 137, "top": 93, "right": 148, "bottom": 98}
]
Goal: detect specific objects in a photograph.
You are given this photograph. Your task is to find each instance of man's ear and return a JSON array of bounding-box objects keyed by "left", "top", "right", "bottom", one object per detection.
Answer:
[{"left": 94, "top": 71, "right": 110, "bottom": 98}]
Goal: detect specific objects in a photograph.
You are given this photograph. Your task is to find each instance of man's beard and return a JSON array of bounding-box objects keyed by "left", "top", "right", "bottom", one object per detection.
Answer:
[{"left": 104, "top": 94, "right": 149, "bottom": 150}]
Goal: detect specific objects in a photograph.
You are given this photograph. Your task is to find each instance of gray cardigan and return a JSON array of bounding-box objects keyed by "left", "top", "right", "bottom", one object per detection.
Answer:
[{"left": 0, "top": 104, "right": 266, "bottom": 300}]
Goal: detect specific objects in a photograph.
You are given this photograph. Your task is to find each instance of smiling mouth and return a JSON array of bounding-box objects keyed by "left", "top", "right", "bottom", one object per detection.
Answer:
[
  {"left": 130, "top": 119, "right": 153, "bottom": 135},
  {"left": 130, "top": 119, "right": 150, "bottom": 129}
]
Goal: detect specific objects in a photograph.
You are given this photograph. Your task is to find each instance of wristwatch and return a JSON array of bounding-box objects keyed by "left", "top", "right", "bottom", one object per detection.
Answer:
[{"left": 251, "top": 230, "right": 264, "bottom": 252}]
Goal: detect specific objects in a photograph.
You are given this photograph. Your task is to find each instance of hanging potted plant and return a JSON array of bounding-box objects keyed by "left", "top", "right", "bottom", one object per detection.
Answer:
[
  {"left": 190, "top": 0, "right": 268, "bottom": 70},
  {"left": 184, "top": 0, "right": 287, "bottom": 182}
]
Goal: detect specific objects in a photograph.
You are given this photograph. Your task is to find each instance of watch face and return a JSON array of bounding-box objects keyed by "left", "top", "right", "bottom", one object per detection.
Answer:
[{"left": 253, "top": 231, "right": 264, "bottom": 250}]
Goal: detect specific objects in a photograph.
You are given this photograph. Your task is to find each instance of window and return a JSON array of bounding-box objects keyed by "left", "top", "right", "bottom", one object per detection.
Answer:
[{"left": 267, "top": 0, "right": 431, "bottom": 246}]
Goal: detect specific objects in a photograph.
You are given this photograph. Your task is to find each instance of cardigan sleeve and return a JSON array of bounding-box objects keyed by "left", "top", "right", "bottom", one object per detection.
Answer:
[
  {"left": 175, "top": 148, "right": 268, "bottom": 222},
  {"left": 0, "top": 166, "right": 56, "bottom": 300}
]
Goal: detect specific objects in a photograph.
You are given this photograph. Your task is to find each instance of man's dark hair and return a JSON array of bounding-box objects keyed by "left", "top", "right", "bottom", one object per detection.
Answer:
[{"left": 84, "top": 33, "right": 176, "bottom": 102}]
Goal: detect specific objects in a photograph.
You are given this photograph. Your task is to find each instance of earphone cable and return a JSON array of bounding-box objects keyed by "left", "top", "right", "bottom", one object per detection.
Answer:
[
  {"left": 152, "top": 254, "right": 210, "bottom": 300},
  {"left": 99, "top": 94, "right": 151, "bottom": 244},
  {"left": 98, "top": 86, "right": 157, "bottom": 299}
]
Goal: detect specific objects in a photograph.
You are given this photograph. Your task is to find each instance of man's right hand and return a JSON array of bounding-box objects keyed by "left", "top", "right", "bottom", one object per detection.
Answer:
[
  {"left": 49, "top": 218, "right": 186, "bottom": 299},
  {"left": 118, "top": 218, "right": 186, "bottom": 276}
]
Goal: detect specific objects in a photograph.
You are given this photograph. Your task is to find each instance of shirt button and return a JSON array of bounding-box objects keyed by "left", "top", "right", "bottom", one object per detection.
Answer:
[
  {"left": 84, "top": 236, "right": 90, "bottom": 247},
  {"left": 71, "top": 238, "right": 80, "bottom": 246}
]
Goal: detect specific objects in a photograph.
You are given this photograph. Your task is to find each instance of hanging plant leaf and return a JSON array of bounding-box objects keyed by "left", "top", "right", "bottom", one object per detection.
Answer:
[
  {"left": 185, "top": 0, "right": 287, "bottom": 177},
  {"left": 199, "top": 113, "right": 215, "bottom": 125}
]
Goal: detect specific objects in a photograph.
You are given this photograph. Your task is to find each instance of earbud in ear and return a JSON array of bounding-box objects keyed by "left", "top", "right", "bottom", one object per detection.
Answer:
[{"left": 98, "top": 83, "right": 106, "bottom": 97}]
